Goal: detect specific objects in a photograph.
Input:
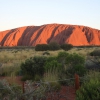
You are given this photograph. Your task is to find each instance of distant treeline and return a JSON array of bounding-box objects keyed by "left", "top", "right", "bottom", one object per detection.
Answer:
[
  {"left": 74, "top": 45, "right": 100, "bottom": 48},
  {"left": 0, "top": 46, "right": 35, "bottom": 49},
  {"left": 0, "top": 44, "right": 100, "bottom": 50}
]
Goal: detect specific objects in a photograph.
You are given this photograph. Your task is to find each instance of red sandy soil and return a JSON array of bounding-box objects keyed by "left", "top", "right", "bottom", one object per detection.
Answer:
[
  {"left": 0, "top": 76, "right": 23, "bottom": 85},
  {"left": 0, "top": 24, "right": 100, "bottom": 46},
  {"left": 46, "top": 86, "right": 75, "bottom": 100}
]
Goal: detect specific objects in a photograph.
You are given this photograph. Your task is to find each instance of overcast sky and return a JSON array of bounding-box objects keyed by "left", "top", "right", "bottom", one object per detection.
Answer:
[{"left": 0, "top": 0, "right": 100, "bottom": 31}]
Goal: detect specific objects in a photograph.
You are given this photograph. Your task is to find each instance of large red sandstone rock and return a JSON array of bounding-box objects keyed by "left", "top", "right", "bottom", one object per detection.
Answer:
[{"left": 0, "top": 24, "right": 100, "bottom": 46}]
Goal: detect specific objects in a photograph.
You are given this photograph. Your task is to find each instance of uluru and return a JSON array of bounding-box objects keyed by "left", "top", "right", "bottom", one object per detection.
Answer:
[{"left": 0, "top": 24, "right": 100, "bottom": 46}]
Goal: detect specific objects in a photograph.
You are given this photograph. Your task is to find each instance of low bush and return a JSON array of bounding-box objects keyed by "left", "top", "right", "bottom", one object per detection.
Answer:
[
  {"left": 35, "top": 44, "right": 49, "bottom": 51},
  {"left": 20, "top": 56, "right": 47, "bottom": 80},
  {"left": 57, "top": 52, "right": 86, "bottom": 77},
  {"left": 57, "top": 51, "right": 69, "bottom": 66},
  {"left": 65, "top": 53, "right": 86, "bottom": 77},
  {"left": 49, "top": 42, "right": 60, "bottom": 51},
  {"left": 44, "top": 60, "right": 62, "bottom": 72},
  {"left": 60, "top": 43, "right": 73, "bottom": 51},
  {"left": 35, "top": 42, "right": 60, "bottom": 51},
  {"left": 76, "top": 71, "right": 100, "bottom": 100}
]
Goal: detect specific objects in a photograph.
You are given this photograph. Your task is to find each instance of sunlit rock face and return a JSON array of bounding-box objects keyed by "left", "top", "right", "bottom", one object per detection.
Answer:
[{"left": 0, "top": 24, "right": 100, "bottom": 46}]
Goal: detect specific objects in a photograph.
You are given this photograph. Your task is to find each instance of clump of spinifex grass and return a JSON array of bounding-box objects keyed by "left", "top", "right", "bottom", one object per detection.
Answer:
[{"left": 43, "top": 68, "right": 61, "bottom": 91}]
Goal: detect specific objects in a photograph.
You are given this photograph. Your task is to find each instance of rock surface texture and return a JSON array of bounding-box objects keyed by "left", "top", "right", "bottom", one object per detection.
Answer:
[{"left": 0, "top": 24, "right": 100, "bottom": 46}]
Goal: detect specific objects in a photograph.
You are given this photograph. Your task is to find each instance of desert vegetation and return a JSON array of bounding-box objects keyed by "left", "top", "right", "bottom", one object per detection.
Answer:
[
  {"left": 35, "top": 42, "right": 73, "bottom": 51},
  {"left": 0, "top": 45, "right": 100, "bottom": 100},
  {"left": 76, "top": 71, "right": 100, "bottom": 100}
]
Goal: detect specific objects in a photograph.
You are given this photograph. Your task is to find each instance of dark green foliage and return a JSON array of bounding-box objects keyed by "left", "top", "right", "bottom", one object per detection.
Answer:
[
  {"left": 73, "top": 64, "right": 86, "bottom": 76},
  {"left": 44, "top": 60, "right": 62, "bottom": 71},
  {"left": 45, "top": 56, "right": 57, "bottom": 63},
  {"left": 57, "top": 52, "right": 86, "bottom": 77},
  {"left": 35, "top": 44, "right": 49, "bottom": 51},
  {"left": 49, "top": 42, "right": 60, "bottom": 51},
  {"left": 20, "top": 51, "right": 86, "bottom": 81},
  {"left": 20, "top": 56, "right": 47, "bottom": 80},
  {"left": 90, "top": 49, "right": 100, "bottom": 56},
  {"left": 76, "top": 72, "right": 100, "bottom": 100},
  {"left": 34, "top": 74, "right": 42, "bottom": 81},
  {"left": 21, "top": 75, "right": 33, "bottom": 81},
  {"left": 35, "top": 42, "right": 60, "bottom": 51},
  {"left": 56, "top": 52, "right": 69, "bottom": 81},
  {"left": 57, "top": 52, "right": 69, "bottom": 65},
  {"left": 76, "top": 81, "right": 100, "bottom": 100},
  {"left": 44, "top": 56, "right": 62, "bottom": 71},
  {"left": 66, "top": 53, "right": 85, "bottom": 66},
  {"left": 60, "top": 43, "right": 73, "bottom": 51},
  {"left": 44, "top": 52, "right": 86, "bottom": 82},
  {"left": 65, "top": 53, "right": 86, "bottom": 76}
]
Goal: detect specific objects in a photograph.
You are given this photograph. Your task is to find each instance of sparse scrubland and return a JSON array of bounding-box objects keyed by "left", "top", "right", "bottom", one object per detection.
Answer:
[{"left": 0, "top": 45, "right": 100, "bottom": 100}]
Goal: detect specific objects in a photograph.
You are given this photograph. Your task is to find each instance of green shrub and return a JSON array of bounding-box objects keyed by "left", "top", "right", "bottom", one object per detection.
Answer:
[
  {"left": 76, "top": 80, "right": 100, "bottom": 100},
  {"left": 57, "top": 52, "right": 86, "bottom": 77},
  {"left": 57, "top": 51, "right": 69, "bottom": 65},
  {"left": 65, "top": 53, "right": 86, "bottom": 77},
  {"left": 73, "top": 64, "right": 86, "bottom": 76},
  {"left": 20, "top": 56, "right": 47, "bottom": 80},
  {"left": 60, "top": 43, "right": 73, "bottom": 51},
  {"left": 44, "top": 57, "right": 62, "bottom": 72},
  {"left": 34, "top": 74, "right": 42, "bottom": 81},
  {"left": 56, "top": 52, "right": 70, "bottom": 82},
  {"left": 35, "top": 44, "right": 49, "bottom": 51},
  {"left": 35, "top": 42, "right": 60, "bottom": 51},
  {"left": 49, "top": 42, "right": 60, "bottom": 51},
  {"left": 21, "top": 75, "right": 33, "bottom": 81},
  {"left": 76, "top": 71, "right": 100, "bottom": 100}
]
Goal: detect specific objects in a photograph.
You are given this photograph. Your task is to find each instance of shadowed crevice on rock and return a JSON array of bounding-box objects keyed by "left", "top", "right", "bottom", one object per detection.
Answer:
[
  {"left": 50, "top": 26, "right": 75, "bottom": 44},
  {"left": 17, "top": 26, "right": 33, "bottom": 46},
  {"left": 84, "top": 27, "right": 94, "bottom": 43},
  {"left": 30, "top": 25, "right": 47, "bottom": 46},
  {"left": 8, "top": 30, "right": 19, "bottom": 46},
  {"left": 17, "top": 26, "right": 42, "bottom": 46},
  {"left": 1, "top": 29, "right": 17, "bottom": 46},
  {"left": 47, "top": 25, "right": 60, "bottom": 43}
]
